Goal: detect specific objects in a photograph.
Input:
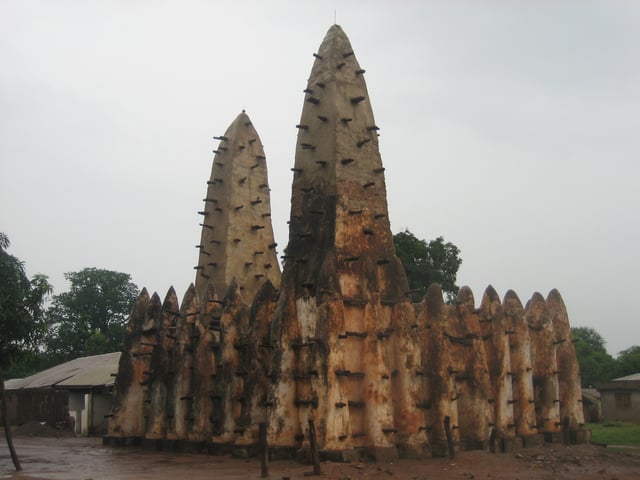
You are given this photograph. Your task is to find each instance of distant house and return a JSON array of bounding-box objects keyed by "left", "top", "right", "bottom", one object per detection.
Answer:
[
  {"left": 597, "top": 373, "right": 640, "bottom": 423},
  {"left": 3, "top": 352, "right": 121, "bottom": 435}
]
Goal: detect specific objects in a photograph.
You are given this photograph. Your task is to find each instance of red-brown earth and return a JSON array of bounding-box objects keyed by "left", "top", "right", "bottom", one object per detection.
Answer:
[{"left": 2, "top": 430, "right": 639, "bottom": 480}]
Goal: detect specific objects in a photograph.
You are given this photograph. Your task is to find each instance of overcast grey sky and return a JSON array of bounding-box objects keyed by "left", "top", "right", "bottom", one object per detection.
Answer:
[{"left": 1, "top": 1, "right": 638, "bottom": 355}]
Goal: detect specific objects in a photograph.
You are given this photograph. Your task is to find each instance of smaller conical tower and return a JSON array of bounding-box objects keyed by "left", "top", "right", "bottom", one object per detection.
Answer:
[{"left": 195, "top": 112, "right": 280, "bottom": 302}]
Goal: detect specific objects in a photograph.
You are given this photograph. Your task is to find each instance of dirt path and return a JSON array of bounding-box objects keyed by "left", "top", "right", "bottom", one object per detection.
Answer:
[{"left": 2, "top": 436, "right": 639, "bottom": 480}]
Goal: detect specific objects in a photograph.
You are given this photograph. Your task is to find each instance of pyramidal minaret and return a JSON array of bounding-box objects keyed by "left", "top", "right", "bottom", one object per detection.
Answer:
[
  {"left": 268, "top": 24, "right": 426, "bottom": 461},
  {"left": 194, "top": 112, "right": 280, "bottom": 302}
]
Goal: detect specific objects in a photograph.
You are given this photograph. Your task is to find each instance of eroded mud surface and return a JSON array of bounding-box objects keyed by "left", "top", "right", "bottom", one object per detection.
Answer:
[{"left": 2, "top": 436, "right": 639, "bottom": 480}]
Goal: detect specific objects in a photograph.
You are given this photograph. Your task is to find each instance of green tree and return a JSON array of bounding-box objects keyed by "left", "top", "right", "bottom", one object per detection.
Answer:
[
  {"left": 45, "top": 268, "right": 139, "bottom": 362},
  {"left": 0, "top": 233, "right": 52, "bottom": 471},
  {"left": 571, "top": 326, "right": 616, "bottom": 387},
  {"left": 615, "top": 345, "right": 640, "bottom": 378},
  {"left": 0, "top": 233, "right": 52, "bottom": 372},
  {"left": 571, "top": 326, "right": 607, "bottom": 353},
  {"left": 393, "top": 229, "right": 462, "bottom": 302}
]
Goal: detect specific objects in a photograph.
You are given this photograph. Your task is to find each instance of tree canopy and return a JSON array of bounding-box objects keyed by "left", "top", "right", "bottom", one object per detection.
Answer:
[
  {"left": 572, "top": 326, "right": 616, "bottom": 387},
  {"left": 572, "top": 326, "right": 640, "bottom": 387},
  {"left": 571, "top": 326, "right": 607, "bottom": 354},
  {"left": 615, "top": 345, "right": 640, "bottom": 378},
  {"left": 0, "top": 233, "right": 51, "bottom": 372},
  {"left": 393, "top": 229, "right": 462, "bottom": 302},
  {"left": 45, "top": 267, "right": 139, "bottom": 362}
]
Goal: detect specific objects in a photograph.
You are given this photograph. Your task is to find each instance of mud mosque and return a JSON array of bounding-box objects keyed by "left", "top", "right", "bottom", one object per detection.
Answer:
[{"left": 105, "top": 25, "right": 588, "bottom": 460}]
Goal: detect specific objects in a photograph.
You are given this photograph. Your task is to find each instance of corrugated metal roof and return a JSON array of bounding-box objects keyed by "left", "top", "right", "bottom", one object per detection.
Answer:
[
  {"left": 5, "top": 352, "right": 121, "bottom": 390},
  {"left": 613, "top": 373, "right": 640, "bottom": 381},
  {"left": 4, "top": 378, "right": 24, "bottom": 390}
]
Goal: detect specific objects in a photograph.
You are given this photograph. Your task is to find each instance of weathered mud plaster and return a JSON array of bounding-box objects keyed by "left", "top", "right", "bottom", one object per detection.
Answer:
[
  {"left": 415, "top": 284, "right": 459, "bottom": 457},
  {"left": 108, "top": 288, "right": 150, "bottom": 440},
  {"left": 145, "top": 288, "right": 180, "bottom": 442},
  {"left": 478, "top": 286, "right": 516, "bottom": 449},
  {"left": 235, "top": 280, "right": 279, "bottom": 451},
  {"left": 166, "top": 285, "right": 199, "bottom": 442},
  {"left": 188, "top": 284, "right": 219, "bottom": 443},
  {"left": 195, "top": 112, "right": 281, "bottom": 303},
  {"left": 526, "top": 292, "right": 561, "bottom": 439},
  {"left": 503, "top": 290, "right": 540, "bottom": 443},
  {"left": 444, "top": 287, "right": 493, "bottom": 450},
  {"left": 267, "top": 24, "right": 427, "bottom": 461},
  {"left": 547, "top": 290, "right": 585, "bottom": 439}
]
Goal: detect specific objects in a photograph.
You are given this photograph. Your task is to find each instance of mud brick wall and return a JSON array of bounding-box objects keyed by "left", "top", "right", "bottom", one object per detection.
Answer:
[{"left": 106, "top": 24, "right": 585, "bottom": 459}]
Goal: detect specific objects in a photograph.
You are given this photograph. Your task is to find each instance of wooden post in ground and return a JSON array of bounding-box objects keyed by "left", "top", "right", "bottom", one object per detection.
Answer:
[
  {"left": 489, "top": 427, "right": 497, "bottom": 453},
  {"left": 308, "top": 419, "right": 321, "bottom": 475},
  {"left": 259, "top": 422, "right": 268, "bottom": 478},
  {"left": 0, "top": 375, "right": 21, "bottom": 471},
  {"left": 562, "top": 416, "right": 570, "bottom": 446},
  {"left": 444, "top": 416, "right": 455, "bottom": 460}
]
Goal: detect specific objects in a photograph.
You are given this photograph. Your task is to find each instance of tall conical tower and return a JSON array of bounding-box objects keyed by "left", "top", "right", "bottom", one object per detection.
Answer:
[
  {"left": 195, "top": 112, "right": 280, "bottom": 302},
  {"left": 268, "top": 25, "right": 426, "bottom": 461}
]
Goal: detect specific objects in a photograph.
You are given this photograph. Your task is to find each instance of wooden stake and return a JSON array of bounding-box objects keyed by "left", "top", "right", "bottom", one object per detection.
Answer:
[
  {"left": 489, "top": 427, "right": 497, "bottom": 453},
  {"left": 444, "top": 416, "right": 455, "bottom": 460},
  {"left": 259, "top": 422, "right": 268, "bottom": 477},
  {"left": 308, "top": 419, "right": 321, "bottom": 475}
]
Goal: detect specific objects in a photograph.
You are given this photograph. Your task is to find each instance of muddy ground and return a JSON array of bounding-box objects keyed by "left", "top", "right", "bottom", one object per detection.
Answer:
[{"left": 2, "top": 431, "right": 639, "bottom": 480}]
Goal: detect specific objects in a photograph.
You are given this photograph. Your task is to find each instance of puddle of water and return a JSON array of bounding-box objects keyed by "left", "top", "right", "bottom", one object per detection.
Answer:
[{"left": 1, "top": 437, "right": 289, "bottom": 480}]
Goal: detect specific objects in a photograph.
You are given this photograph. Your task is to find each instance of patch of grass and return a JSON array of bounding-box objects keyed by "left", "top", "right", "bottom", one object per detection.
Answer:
[{"left": 587, "top": 422, "right": 640, "bottom": 446}]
